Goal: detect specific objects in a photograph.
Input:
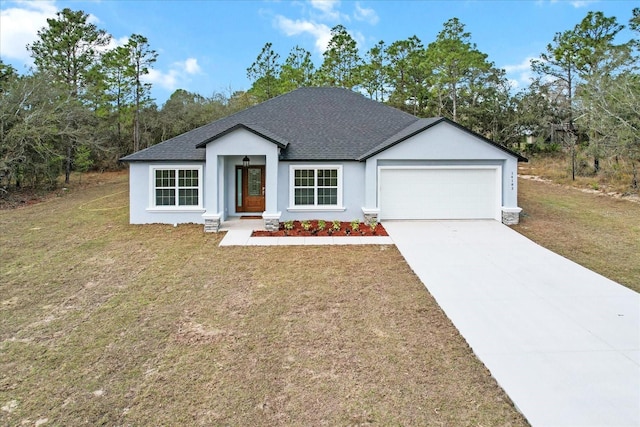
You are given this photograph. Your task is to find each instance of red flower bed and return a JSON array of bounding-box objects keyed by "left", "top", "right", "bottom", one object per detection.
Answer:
[{"left": 251, "top": 220, "right": 388, "bottom": 237}]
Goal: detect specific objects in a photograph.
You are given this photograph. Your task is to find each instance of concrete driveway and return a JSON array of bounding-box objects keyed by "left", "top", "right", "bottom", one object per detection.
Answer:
[{"left": 384, "top": 220, "right": 639, "bottom": 427}]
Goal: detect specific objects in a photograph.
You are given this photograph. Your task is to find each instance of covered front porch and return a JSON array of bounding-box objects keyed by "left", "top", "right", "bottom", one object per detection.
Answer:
[{"left": 198, "top": 126, "right": 285, "bottom": 232}]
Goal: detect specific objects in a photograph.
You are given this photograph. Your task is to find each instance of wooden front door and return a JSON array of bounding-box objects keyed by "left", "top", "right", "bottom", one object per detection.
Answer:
[{"left": 236, "top": 165, "right": 265, "bottom": 212}]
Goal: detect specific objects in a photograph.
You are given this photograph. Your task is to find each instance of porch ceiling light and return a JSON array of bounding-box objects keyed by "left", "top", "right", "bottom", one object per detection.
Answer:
[{"left": 242, "top": 156, "right": 250, "bottom": 167}]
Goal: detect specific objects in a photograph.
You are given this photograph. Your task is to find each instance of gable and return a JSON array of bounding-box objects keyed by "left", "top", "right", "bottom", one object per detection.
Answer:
[
  {"left": 196, "top": 123, "right": 289, "bottom": 150},
  {"left": 359, "top": 118, "right": 526, "bottom": 162},
  {"left": 372, "top": 120, "right": 521, "bottom": 161},
  {"left": 204, "top": 127, "right": 282, "bottom": 156}
]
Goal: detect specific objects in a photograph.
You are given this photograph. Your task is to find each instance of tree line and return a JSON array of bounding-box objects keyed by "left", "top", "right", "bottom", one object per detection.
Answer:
[
  {"left": 0, "top": 8, "right": 253, "bottom": 191},
  {"left": 1, "top": 7, "right": 638, "bottom": 195},
  {"left": 247, "top": 11, "right": 639, "bottom": 187}
]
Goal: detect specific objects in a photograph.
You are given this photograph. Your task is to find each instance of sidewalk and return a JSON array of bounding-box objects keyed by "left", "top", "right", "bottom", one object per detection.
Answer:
[{"left": 219, "top": 226, "right": 393, "bottom": 246}]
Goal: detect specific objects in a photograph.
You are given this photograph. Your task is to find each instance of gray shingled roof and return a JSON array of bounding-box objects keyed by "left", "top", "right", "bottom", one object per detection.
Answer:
[
  {"left": 121, "top": 87, "right": 420, "bottom": 162},
  {"left": 121, "top": 87, "right": 525, "bottom": 162}
]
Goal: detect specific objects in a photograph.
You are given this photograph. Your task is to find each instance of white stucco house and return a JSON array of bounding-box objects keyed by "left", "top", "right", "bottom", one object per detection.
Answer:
[{"left": 121, "top": 87, "right": 526, "bottom": 232}]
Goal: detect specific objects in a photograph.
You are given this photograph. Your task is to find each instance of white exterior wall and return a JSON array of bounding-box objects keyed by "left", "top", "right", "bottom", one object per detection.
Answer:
[
  {"left": 277, "top": 161, "right": 366, "bottom": 222},
  {"left": 128, "top": 161, "right": 206, "bottom": 224},
  {"left": 127, "top": 121, "right": 521, "bottom": 226},
  {"left": 364, "top": 122, "right": 519, "bottom": 211}
]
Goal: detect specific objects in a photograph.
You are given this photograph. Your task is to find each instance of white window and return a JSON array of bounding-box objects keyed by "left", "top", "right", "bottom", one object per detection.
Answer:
[
  {"left": 150, "top": 166, "right": 202, "bottom": 209},
  {"left": 289, "top": 165, "right": 343, "bottom": 210}
]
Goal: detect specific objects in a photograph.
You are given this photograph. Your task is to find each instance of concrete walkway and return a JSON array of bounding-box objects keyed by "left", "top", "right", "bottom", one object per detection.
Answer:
[
  {"left": 218, "top": 219, "right": 393, "bottom": 246},
  {"left": 384, "top": 220, "right": 640, "bottom": 427}
]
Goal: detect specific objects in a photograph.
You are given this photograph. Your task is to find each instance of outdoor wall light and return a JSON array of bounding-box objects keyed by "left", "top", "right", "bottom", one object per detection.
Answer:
[{"left": 242, "top": 156, "right": 250, "bottom": 167}]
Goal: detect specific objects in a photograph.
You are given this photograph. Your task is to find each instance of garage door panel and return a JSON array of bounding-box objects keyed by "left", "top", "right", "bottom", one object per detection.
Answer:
[{"left": 379, "top": 168, "right": 499, "bottom": 220}]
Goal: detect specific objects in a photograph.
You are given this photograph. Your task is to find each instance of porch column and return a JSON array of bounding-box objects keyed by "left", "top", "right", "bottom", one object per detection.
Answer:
[
  {"left": 361, "top": 158, "right": 379, "bottom": 221},
  {"left": 202, "top": 154, "right": 223, "bottom": 232},
  {"left": 262, "top": 149, "right": 281, "bottom": 231}
]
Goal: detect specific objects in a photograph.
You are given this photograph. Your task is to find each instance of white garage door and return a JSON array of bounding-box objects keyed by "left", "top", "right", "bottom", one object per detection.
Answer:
[{"left": 379, "top": 167, "right": 501, "bottom": 220}]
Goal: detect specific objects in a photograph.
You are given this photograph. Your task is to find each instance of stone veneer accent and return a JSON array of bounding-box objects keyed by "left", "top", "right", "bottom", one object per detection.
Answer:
[
  {"left": 501, "top": 207, "right": 522, "bottom": 225},
  {"left": 362, "top": 208, "right": 380, "bottom": 225},
  {"left": 262, "top": 212, "right": 281, "bottom": 232},
  {"left": 202, "top": 213, "right": 221, "bottom": 233}
]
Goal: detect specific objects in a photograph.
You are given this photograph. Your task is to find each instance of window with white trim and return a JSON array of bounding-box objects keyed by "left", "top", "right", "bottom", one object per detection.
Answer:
[
  {"left": 290, "top": 165, "right": 342, "bottom": 208},
  {"left": 152, "top": 167, "right": 202, "bottom": 208}
]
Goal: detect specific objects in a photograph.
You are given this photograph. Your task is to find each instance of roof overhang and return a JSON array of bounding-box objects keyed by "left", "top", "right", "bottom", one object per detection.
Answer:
[
  {"left": 195, "top": 123, "right": 289, "bottom": 150},
  {"left": 120, "top": 158, "right": 204, "bottom": 163}
]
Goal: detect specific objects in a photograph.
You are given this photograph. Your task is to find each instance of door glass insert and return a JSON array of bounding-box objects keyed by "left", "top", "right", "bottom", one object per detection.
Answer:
[{"left": 248, "top": 168, "right": 262, "bottom": 196}]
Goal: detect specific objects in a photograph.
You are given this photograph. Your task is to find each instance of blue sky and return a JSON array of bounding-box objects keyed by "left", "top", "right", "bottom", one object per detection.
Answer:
[{"left": 1, "top": 0, "right": 636, "bottom": 105}]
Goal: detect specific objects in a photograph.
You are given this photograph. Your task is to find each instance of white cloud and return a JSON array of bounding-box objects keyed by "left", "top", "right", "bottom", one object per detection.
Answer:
[
  {"left": 310, "top": 0, "right": 338, "bottom": 13},
  {"left": 143, "top": 58, "right": 202, "bottom": 91},
  {"left": 309, "top": 0, "right": 341, "bottom": 20},
  {"left": 274, "top": 15, "right": 332, "bottom": 53},
  {"left": 503, "top": 57, "right": 537, "bottom": 89},
  {"left": 0, "top": 1, "right": 124, "bottom": 66},
  {"left": 354, "top": 2, "right": 378, "bottom": 25},
  {"left": 545, "top": 0, "right": 597, "bottom": 8},
  {"left": 351, "top": 30, "right": 366, "bottom": 50},
  {"left": 0, "top": 0, "right": 58, "bottom": 65},
  {"left": 308, "top": 0, "right": 351, "bottom": 22},
  {"left": 570, "top": 0, "right": 597, "bottom": 8},
  {"left": 503, "top": 57, "right": 536, "bottom": 74},
  {"left": 144, "top": 68, "right": 178, "bottom": 91},
  {"left": 98, "top": 35, "right": 128, "bottom": 54},
  {"left": 183, "top": 58, "right": 202, "bottom": 75},
  {"left": 87, "top": 12, "right": 100, "bottom": 24},
  {"left": 273, "top": 1, "right": 375, "bottom": 54}
]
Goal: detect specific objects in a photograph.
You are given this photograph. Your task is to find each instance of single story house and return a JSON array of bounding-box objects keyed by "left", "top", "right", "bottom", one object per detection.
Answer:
[{"left": 121, "top": 87, "right": 526, "bottom": 232}]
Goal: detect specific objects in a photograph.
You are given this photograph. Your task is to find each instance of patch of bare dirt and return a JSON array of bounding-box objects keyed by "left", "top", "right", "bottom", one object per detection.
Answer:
[{"left": 520, "top": 173, "right": 640, "bottom": 204}]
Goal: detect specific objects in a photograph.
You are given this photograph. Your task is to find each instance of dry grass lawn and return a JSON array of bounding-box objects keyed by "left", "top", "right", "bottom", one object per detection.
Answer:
[
  {"left": 520, "top": 154, "right": 639, "bottom": 197},
  {"left": 513, "top": 176, "right": 640, "bottom": 292},
  {"left": 0, "top": 172, "right": 527, "bottom": 426}
]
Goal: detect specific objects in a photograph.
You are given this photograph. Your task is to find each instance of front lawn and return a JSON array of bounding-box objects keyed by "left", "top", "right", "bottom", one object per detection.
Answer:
[
  {"left": 513, "top": 177, "right": 640, "bottom": 292},
  {"left": 0, "top": 172, "right": 527, "bottom": 426}
]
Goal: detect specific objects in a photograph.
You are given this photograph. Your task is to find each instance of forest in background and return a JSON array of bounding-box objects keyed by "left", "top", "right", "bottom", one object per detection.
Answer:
[{"left": 1, "top": 7, "right": 638, "bottom": 195}]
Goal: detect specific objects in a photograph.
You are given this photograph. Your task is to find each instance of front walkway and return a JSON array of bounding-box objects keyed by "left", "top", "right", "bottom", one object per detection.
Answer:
[
  {"left": 218, "top": 218, "right": 393, "bottom": 246},
  {"left": 384, "top": 220, "right": 640, "bottom": 427}
]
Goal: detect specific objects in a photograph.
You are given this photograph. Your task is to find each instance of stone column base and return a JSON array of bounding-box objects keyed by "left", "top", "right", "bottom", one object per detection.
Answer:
[
  {"left": 262, "top": 212, "right": 281, "bottom": 232},
  {"left": 501, "top": 207, "right": 522, "bottom": 225},
  {"left": 202, "top": 213, "right": 222, "bottom": 233},
  {"left": 361, "top": 208, "right": 380, "bottom": 225}
]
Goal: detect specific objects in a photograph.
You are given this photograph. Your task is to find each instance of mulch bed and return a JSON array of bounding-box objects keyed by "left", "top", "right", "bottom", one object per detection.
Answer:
[{"left": 251, "top": 220, "right": 388, "bottom": 237}]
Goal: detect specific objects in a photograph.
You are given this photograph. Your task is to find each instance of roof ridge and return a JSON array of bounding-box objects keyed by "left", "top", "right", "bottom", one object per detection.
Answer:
[{"left": 121, "top": 87, "right": 425, "bottom": 162}]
